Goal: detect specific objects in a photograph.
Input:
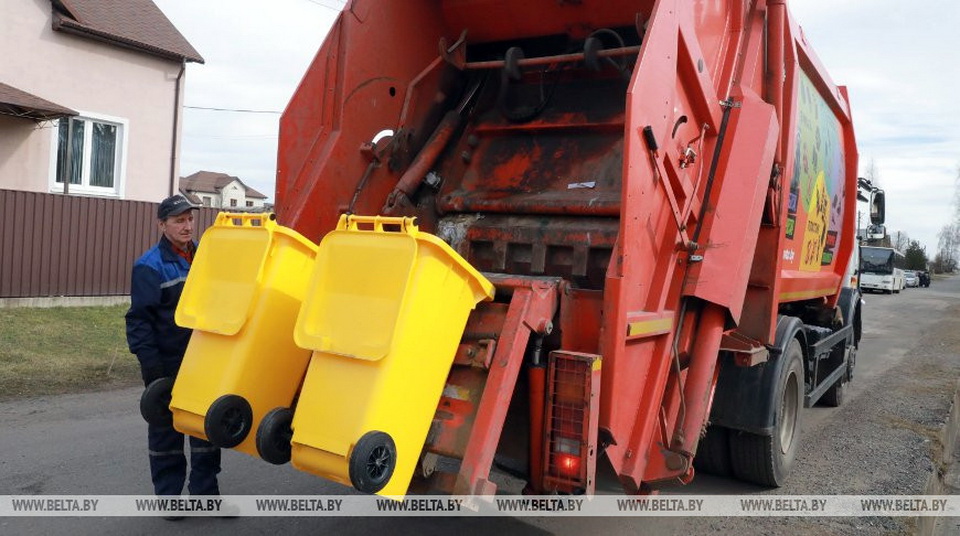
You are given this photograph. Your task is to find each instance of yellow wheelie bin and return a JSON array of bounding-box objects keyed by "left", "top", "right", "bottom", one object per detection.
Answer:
[
  {"left": 290, "top": 215, "right": 494, "bottom": 496},
  {"left": 170, "top": 213, "right": 318, "bottom": 464}
]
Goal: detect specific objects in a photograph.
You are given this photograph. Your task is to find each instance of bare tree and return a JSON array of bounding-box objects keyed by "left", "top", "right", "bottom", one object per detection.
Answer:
[
  {"left": 863, "top": 158, "right": 881, "bottom": 188},
  {"left": 938, "top": 223, "right": 959, "bottom": 273},
  {"left": 935, "top": 166, "right": 960, "bottom": 273},
  {"left": 892, "top": 230, "right": 910, "bottom": 252}
]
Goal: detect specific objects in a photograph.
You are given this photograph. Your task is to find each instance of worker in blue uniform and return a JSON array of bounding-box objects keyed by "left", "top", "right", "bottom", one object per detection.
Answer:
[{"left": 125, "top": 194, "right": 220, "bottom": 507}]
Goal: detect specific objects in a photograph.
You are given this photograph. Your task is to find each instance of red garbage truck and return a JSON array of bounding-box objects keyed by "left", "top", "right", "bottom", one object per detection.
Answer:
[{"left": 262, "top": 0, "right": 871, "bottom": 495}]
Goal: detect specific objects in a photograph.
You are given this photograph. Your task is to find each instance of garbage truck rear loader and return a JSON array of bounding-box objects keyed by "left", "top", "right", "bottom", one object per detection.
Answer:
[{"left": 270, "top": 0, "right": 865, "bottom": 494}]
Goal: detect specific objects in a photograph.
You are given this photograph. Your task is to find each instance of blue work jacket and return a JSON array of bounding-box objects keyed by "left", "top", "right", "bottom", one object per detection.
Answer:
[{"left": 125, "top": 235, "right": 196, "bottom": 375}]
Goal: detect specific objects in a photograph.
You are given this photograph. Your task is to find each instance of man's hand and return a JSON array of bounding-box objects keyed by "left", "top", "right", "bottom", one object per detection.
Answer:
[{"left": 141, "top": 365, "right": 166, "bottom": 387}]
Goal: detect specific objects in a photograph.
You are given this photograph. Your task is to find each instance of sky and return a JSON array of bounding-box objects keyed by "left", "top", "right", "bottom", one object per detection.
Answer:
[
  {"left": 152, "top": 0, "right": 341, "bottom": 198},
  {"left": 154, "top": 0, "right": 960, "bottom": 255},
  {"left": 788, "top": 1, "right": 960, "bottom": 255}
]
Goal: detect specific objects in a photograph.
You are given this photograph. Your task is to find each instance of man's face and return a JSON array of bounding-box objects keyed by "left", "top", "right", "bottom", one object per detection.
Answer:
[{"left": 159, "top": 211, "right": 195, "bottom": 250}]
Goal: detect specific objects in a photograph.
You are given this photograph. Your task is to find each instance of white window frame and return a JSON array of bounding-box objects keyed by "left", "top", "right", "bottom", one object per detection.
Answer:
[{"left": 48, "top": 111, "right": 128, "bottom": 198}]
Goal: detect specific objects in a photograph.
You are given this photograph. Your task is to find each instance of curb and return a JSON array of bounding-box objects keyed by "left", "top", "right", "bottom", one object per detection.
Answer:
[
  {"left": 925, "top": 379, "right": 960, "bottom": 536},
  {"left": 0, "top": 296, "right": 130, "bottom": 309}
]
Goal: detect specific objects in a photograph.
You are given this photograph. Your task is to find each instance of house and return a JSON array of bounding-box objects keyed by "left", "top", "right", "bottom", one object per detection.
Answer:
[
  {"left": 0, "top": 0, "right": 209, "bottom": 303},
  {"left": 0, "top": 0, "right": 203, "bottom": 201},
  {"left": 179, "top": 171, "right": 269, "bottom": 210}
]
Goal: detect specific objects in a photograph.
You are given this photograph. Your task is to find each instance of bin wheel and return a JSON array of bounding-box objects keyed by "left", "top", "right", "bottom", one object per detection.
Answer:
[
  {"left": 140, "top": 377, "right": 174, "bottom": 427},
  {"left": 205, "top": 394, "right": 252, "bottom": 448},
  {"left": 256, "top": 407, "right": 294, "bottom": 465},
  {"left": 349, "top": 431, "right": 396, "bottom": 494}
]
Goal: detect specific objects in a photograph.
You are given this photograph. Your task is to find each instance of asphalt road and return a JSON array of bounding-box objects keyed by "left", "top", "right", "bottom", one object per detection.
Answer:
[{"left": 2, "top": 276, "right": 959, "bottom": 535}]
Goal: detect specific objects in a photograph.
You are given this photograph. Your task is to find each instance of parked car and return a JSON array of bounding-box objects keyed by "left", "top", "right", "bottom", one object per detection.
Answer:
[
  {"left": 903, "top": 270, "right": 919, "bottom": 288},
  {"left": 919, "top": 270, "right": 931, "bottom": 287}
]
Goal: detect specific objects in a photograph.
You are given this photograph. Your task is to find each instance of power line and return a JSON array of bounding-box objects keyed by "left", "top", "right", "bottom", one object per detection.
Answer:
[
  {"left": 184, "top": 105, "right": 281, "bottom": 114},
  {"left": 184, "top": 134, "right": 278, "bottom": 140},
  {"left": 304, "top": 0, "right": 346, "bottom": 12}
]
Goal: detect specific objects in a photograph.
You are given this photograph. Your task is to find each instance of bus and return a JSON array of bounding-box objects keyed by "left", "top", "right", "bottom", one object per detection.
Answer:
[{"left": 860, "top": 246, "right": 906, "bottom": 294}]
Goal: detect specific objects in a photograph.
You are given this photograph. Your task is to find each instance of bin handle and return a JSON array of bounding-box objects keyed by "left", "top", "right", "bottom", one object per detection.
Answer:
[
  {"left": 214, "top": 212, "right": 276, "bottom": 228},
  {"left": 339, "top": 215, "right": 418, "bottom": 235}
]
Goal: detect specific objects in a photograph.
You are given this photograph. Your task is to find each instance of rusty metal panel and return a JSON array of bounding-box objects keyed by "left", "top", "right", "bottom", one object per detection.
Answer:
[
  {"left": 0, "top": 190, "right": 223, "bottom": 299},
  {"left": 276, "top": 1, "right": 452, "bottom": 241}
]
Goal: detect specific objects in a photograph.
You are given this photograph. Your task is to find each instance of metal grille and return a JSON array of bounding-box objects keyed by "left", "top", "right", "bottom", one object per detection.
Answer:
[{"left": 543, "top": 351, "right": 600, "bottom": 493}]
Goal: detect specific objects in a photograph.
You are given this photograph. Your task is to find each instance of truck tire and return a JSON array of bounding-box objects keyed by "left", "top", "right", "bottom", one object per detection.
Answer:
[
  {"left": 729, "top": 339, "right": 803, "bottom": 487},
  {"left": 349, "top": 431, "right": 396, "bottom": 494},
  {"left": 821, "top": 377, "right": 845, "bottom": 407},
  {"left": 693, "top": 425, "right": 732, "bottom": 477}
]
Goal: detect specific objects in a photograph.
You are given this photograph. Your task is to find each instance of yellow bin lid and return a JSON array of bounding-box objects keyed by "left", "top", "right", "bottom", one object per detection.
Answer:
[
  {"left": 177, "top": 213, "right": 316, "bottom": 335},
  {"left": 294, "top": 215, "right": 494, "bottom": 360}
]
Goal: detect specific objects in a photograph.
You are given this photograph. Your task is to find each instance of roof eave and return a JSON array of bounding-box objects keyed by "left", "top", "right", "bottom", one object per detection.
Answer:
[
  {"left": 0, "top": 104, "right": 78, "bottom": 122},
  {"left": 53, "top": 15, "right": 205, "bottom": 64},
  {"left": 0, "top": 82, "right": 79, "bottom": 122},
  {"left": 183, "top": 186, "right": 221, "bottom": 194}
]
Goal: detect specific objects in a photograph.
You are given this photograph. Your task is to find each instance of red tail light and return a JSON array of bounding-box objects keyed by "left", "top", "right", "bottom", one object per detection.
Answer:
[{"left": 554, "top": 452, "right": 581, "bottom": 477}]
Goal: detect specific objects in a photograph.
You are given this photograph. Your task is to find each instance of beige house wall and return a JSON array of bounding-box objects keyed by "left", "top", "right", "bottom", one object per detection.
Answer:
[{"left": 0, "top": 0, "right": 188, "bottom": 202}]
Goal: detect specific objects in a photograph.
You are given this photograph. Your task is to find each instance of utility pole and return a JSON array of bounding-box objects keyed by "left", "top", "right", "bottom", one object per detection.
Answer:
[{"left": 857, "top": 210, "right": 862, "bottom": 245}]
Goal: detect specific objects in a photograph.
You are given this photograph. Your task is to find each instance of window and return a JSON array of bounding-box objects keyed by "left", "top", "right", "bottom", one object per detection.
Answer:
[
  {"left": 245, "top": 200, "right": 253, "bottom": 207},
  {"left": 50, "top": 113, "right": 127, "bottom": 196},
  {"left": 230, "top": 199, "right": 237, "bottom": 207},
  {"left": 203, "top": 196, "right": 211, "bottom": 207}
]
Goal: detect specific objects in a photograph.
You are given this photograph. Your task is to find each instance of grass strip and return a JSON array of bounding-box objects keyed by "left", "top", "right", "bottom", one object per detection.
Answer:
[{"left": 0, "top": 305, "right": 140, "bottom": 400}]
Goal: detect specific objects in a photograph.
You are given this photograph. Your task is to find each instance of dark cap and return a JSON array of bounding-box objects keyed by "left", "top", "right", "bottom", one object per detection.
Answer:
[{"left": 157, "top": 195, "right": 197, "bottom": 220}]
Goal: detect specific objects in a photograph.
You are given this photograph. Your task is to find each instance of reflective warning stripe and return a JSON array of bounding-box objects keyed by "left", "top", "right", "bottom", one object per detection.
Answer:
[
  {"left": 779, "top": 287, "right": 834, "bottom": 301},
  {"left": 160, "top": 276, "right": 187, "bottom": 289},
  {"left": 149, "top": 449, "right": 184, "bottom": 457},
  {"left": 626, "top": 317, "right": 673, "bottom": 338}
]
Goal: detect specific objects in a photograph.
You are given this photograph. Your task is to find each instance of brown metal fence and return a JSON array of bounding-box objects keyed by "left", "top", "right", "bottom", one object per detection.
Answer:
[{"left": 0, "top": 189, "right": 221, "bottom": 298}]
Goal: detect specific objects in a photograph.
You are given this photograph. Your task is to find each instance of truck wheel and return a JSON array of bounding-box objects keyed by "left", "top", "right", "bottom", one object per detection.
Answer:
[
  {"left": 256, "top": 407, "right": 294, "bottom": 465},
  {"left": 693, "top": 425, "right": 732, "bottom": 477},
  {"left": 729, "top": 339, "right": 803, "bottom": 487},
  {"left": 821, "top": 378, "right": 845, "bottom": 407},
  {"left": 205, "top": 394, "right": 252, "bottom": 448},
  {"left": 349, "top": 431, "right": 396, "bottom": 494},
  {"left": 140, "top": 377, "right": 174, "bottom": 427}
]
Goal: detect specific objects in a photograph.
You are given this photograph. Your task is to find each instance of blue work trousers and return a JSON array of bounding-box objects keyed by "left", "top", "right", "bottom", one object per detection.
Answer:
[{"left": 148, "top": 422, "right": 221, "bottom": 496}]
